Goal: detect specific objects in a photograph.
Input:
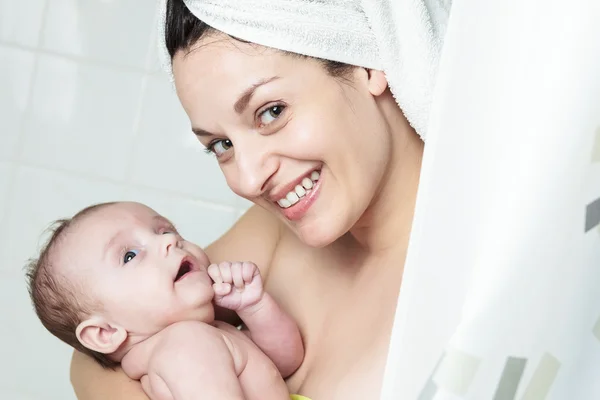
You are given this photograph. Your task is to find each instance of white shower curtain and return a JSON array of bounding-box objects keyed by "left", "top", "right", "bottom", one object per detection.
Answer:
[{"left": 381, "top": 0, "right": 600, "bottom": 399}]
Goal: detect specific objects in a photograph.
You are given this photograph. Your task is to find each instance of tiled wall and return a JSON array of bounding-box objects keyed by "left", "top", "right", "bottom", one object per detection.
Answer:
[{"left": 0, "top": 1, "right": 249, "bottom": 398}]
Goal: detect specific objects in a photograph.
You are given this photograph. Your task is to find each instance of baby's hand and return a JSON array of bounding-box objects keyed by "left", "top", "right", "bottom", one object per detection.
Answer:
[{"left": 208, "top": 261, "right": 264, "bottom": 311}]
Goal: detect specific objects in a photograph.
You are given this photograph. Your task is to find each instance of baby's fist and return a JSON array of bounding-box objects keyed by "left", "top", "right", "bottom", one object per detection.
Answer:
[{"left": 208, "top": 261, "right": 264, "bottom": 311}]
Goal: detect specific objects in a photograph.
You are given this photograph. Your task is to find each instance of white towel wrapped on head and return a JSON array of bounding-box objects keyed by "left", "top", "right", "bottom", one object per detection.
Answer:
[{"left": 157, "top": 0, "right": 452, "bottom": 139}]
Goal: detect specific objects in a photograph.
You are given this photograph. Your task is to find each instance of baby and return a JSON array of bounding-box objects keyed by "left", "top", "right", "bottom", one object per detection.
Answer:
[{"left": 26, "top": 201, "right": 304, "bottom": 400}]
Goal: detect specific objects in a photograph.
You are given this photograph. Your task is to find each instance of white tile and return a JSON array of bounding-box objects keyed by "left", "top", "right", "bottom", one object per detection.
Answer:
[
  {"left": 0, "top": 161, "right": 13, "bottom": 215},
  {"left": 0, "top": 161, "right": 14, "bottom": 265},
  {"left": 20, "top": 55, "right": 144, "bottom": 181},
  {"left": 0, "top": 271, "right": 76, "bottom": 399},
  {"left": 40, "top": 0, "right": 156, "bottom": 69},
  {"left": 123, "top": 187, "right": 237, "bottom": 248},
  {"left": 0, "top": 166, "right": 126, "bottom": 274},
  {"left": 0, "top": 46, "right": 36, "bottom": 161},
  {"left": 128, "top": 74, "right": 238, "bottom": 205},
  {"left": 0, "top": 0, "right": 46, "bottom": 47},
  {"left": 146, "top": 12, "right": 163, "bottom": 73},
  {"left": 0, "top": 389, "right": 45, "bottom": 400}
]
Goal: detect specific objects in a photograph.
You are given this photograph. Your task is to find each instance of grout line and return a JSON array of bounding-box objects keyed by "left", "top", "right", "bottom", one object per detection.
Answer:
[
  {"left": 0, "top": 0, "right": 52, "bottom": 245},
  {"left": 124, "top": 7, "right": 162, "bottom": 183},
  {"left": 144, "top": 3, "right": 161, "bottom": 73},
  {"left": 11, "top": 0, "right": 50, "bottom": 163},
  {"left": 34, "top": 0, "right": 50, "bottom": 48},
  {"left": 0, "top": 41, "right": 155, "bottom": 74},
  {"left": 0, "top": 160, "right": 17, "bottom": 233},
  {"left": 9, "top": 159, "right": 239, "bottom": 211},
  {"left": 123, "top": 72, "right": 151, "bottom": 182}
]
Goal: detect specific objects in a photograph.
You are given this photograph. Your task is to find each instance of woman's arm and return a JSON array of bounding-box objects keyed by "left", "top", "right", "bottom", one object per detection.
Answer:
[
  {"left": 70, "top": 351, "right": 148, "bottom": 399},
  {"left": 70, "top": 205, "right": 283, "bottom": 398},
  {"left": 205, "top": 205, "right": 282, "bottom": 271}
]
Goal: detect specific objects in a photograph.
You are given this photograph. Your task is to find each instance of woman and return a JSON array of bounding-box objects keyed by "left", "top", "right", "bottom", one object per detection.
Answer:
[{"left": 70, "top": 1, "right": 438, "bottom": 399}]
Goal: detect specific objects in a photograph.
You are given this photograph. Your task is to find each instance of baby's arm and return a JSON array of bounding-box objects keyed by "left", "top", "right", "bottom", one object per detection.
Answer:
[
  {"left": 209, "top": 262, "right": 304, "bottom": 378},
  {"left": 148, "top": 321, "right": 245, "bottom": 400}
]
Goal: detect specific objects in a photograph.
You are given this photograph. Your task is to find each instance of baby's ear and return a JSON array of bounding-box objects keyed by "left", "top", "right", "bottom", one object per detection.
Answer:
[{"left": 76, "top": 318, "right": 127, "bottom": 354}]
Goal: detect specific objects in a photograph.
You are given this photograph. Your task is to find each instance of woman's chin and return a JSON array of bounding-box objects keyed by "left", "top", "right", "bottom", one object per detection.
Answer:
[{"left": 293, "top": 220, "right": 344, "bottom": 249}]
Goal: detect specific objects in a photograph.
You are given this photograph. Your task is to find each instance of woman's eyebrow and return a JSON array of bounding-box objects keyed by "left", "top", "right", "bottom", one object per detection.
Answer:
[
  {"left": 191, "top": 76, "right": 281, "bottom": 137},
  {"left": 191, "top": 126, "right": 214, "bottom": 137},
  {"left": 233, "top": 76, "right": 280, "bottom": 114}
]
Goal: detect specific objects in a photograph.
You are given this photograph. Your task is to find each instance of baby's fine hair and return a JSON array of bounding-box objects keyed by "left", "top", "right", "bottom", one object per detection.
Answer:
[{"left": 25, "top": 202, "right": 119, "bottom": 369}]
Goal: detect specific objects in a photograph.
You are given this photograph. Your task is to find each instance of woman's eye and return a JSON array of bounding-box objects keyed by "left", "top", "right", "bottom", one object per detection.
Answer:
[
  {"left": 206, "top": 139, "right": 233, "bottom": 157},
  {"left": 123, "top": 249, "right": 139, "bottom": 264},
  {"left": 258, "top": 105, "right": 285, "bottom": 126}
]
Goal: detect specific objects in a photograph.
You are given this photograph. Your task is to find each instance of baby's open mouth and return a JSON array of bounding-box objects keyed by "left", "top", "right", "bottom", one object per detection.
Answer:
[{"left": 175, "top": 259, "right": 193, "bottom": 282}]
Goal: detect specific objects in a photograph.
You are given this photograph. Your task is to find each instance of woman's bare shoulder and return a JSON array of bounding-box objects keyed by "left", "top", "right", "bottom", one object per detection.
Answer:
[
  {"left": 205, "top": 205, "right": 284, "bottom": 281},
  {"left": 70, "top": 350, "right": 149, "bottom": 400}
]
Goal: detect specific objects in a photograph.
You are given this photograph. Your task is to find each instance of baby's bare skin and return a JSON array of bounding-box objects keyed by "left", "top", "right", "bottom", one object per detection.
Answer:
[
  {"left": 119, "top": 260, "right": 299, "bottom": 400},
  {"left": 51, "top": 202, "right": 303, "bottom": 400},
  {"left": 121, "top": 321, "right": 289, "bottom": 400}
]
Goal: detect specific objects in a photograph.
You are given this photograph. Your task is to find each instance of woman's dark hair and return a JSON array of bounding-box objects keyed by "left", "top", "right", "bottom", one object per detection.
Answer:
[{"left": 164, "top": 0, "right": 356, "bottom": 79}]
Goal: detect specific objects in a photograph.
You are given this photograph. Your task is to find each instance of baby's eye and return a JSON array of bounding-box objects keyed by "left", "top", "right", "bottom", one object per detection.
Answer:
[
  {"left": 123, "top": 249, "right": 139, "bottom": 264},
  {"left": 258, "top": 105, "right": 285, "bottom": 126},
  {"left": 206, "top": 139, "right": 233, "bottom": 157}
]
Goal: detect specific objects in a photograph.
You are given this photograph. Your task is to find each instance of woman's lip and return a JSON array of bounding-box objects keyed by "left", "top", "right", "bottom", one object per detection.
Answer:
[
  {"left": 269, "top": 167, "right": 321, "bottom": 202},
  {"left": 280, "top": 173, "right": 322, "bottom": 221}
]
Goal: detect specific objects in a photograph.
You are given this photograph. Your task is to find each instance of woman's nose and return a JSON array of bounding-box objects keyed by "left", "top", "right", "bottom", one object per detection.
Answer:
[{"left": 234, "top": 144, "right": 279, "bottom": 198}]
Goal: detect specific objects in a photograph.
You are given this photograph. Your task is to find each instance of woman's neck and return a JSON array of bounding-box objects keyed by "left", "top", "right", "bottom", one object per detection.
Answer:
[{"left": 349, "top": 107, "right": 424, "bottom": 257}]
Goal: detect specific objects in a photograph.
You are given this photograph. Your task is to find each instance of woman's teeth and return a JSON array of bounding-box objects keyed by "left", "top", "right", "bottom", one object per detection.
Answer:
[
  {"left": 301, "top": 177, "right": 313, "bottom": 189},
  {"left": 277, "top": 171, "right": 320, "bottom": 208}
]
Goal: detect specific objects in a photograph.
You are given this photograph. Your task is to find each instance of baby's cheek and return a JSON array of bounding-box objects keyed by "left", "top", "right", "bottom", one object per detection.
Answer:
[{"left": 194, "top": 247, "right": 211, "bottom": 267}]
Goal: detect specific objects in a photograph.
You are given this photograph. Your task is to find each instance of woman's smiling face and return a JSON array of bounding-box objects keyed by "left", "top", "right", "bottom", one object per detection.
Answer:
[{"left": 172, "top": 35, "right": 394, "bottom": 247}]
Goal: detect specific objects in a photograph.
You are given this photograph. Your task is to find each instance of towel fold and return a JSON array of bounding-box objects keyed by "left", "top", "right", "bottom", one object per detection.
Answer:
[{"left": 157, "top": 0, "right": 452, "bottom": 139}]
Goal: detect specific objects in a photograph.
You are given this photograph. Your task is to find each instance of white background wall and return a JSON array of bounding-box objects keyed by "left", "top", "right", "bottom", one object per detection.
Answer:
[{"left": 0, "top": 1, "right": 250, "bottom": 398}]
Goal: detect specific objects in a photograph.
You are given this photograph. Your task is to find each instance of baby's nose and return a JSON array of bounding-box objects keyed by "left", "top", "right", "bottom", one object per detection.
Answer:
[{"left": 161, "top": 234, "right": 180, "bottom": 255}]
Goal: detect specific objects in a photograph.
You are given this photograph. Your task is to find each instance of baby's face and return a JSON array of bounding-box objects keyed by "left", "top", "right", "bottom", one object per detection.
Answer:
[{"left": 59, "top": 202, "right": 215, "bottom": 335}]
